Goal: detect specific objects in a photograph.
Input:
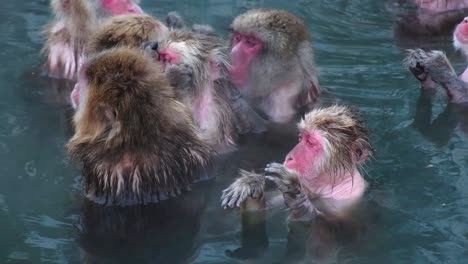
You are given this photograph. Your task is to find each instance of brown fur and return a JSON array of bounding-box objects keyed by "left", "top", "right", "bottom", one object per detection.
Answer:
[
  {"left": 43, "top": 0, "right": 98, "bottom": 79},
  {"left": 299, "top": 105, "right": 373, "bottom": 180},
  {"left": 87, "top": 14, "right": 169, "bottom": 54},
  {"left": 158, "top": 30, "right": 239, "bottom": 149},
  {"left": 67, "top": 47, "right": 213, "bottom": 206},
  {"left": 230, "top": 8, "right": 320, "bottom": 119}
]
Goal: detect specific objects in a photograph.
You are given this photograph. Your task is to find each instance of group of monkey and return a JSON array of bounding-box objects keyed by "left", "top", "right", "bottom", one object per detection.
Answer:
[{"left": 41, "top": 0, "right": 468, "bottom": 227}]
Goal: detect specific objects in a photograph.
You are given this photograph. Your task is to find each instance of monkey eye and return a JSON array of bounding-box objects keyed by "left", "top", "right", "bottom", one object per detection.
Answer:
[
  {"left": 232, "top": 33, "right": 242, "bottom": 44},
  {"left": 246, "top": 38, "right": 258, "bottom": 47}
]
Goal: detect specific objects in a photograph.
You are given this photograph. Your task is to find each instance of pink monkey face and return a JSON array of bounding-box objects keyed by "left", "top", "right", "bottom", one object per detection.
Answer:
[
  {"left": 101, "top": 0, "right": 143, "bottom": 15},
  {"left": 284, "top": 130, "right": 324, "bottom": 176},
  {"left": 157, "top": 48, "right": 179, "bottom": 65},
  {"left": 228, "top": 32, "right": 263, "bottom": 88},
  {"left": 455, "top": 17, "right": 468, "bottom": 44}
]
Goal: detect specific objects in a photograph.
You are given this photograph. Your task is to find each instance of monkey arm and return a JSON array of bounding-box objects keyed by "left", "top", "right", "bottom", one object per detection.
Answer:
[
  {"left": 265, "top": 163, "right": 318, "bottom": 221},
  {"left": 405, "top": 49, "right": 468, "bottom": 103},
  {"left": 221, "top": 170, "right": 266, "bottom": 209},
  {"left": 165, "top": 64, "right": 194, "bottom": 96}
]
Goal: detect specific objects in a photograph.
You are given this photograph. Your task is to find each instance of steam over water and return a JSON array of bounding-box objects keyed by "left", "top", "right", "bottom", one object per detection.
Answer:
[{"left": 0, "top": 0, "right": 467, "bottom": 263}]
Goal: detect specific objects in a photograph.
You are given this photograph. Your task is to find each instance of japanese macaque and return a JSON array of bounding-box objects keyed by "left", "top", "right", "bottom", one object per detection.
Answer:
[
  {"left": 67, "top": 47, "right": 212, "bottom": 206},
  {"left": 143, "top": 30, "right": 267, "bottom": 151},
  {"left": 43, "top": 0, "right": 143, "bottom": 80},
  {"left": 395, "top": 0, "right": 468, "bottom": 38},
  {"left": 220, "top": 106, "right": 372, "bottom": 261},
  {"left": 229, "top": 8, "right": 320, "bottom": 123},
  {"left": 70, "top": 14, "right": 169, "bottom": 108},
  {"left": 86, "top": 14, "right": 169, "bottom": 54}
]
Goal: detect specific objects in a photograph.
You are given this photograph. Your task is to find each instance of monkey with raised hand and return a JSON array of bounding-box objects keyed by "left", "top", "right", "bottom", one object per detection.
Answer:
[
  {"left": 43, "top": 0, "right": 143, "bottom": 81},
  {"left": 68, "top": 47, "right": 212, "bottom": 206},
  {"left": 221, "top": 106, "right": 372, "bottom": 261},
  {"left": 144, "top": 30, "right": 267, "bottom": 152},
  {"left": 229, "top": 8, "right": 320, "bottom": 123},
  {"left": 405, "top": 17, "right": 468, "bottom": 140},
  {"left": 70, "top": 14, "right": 169, "bottom": 108}
]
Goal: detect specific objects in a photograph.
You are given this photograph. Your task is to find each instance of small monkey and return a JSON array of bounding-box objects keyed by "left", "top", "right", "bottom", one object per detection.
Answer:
[
  {"left": 229, "top": 8, "right": 320, "bottom": 123},
  {"left": 144, "top": 30, "right": 267, "bottom": 151},
  {"left": 43, "top": 0, "right": 143, "bottom": 80},
  {"left": 68, "top": 47, "right": 212, "bottom": 206},
  {"left": 70, "top": 14, "right": 169, "bottom": 108},
  {"left": 220, "top": 106, "right": 372, "bottom": 261}
]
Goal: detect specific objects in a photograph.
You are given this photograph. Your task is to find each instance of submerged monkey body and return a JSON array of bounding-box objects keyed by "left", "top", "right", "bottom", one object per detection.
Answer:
[{"left": 68, "top": 47, "right": 212, "bottom": 206}]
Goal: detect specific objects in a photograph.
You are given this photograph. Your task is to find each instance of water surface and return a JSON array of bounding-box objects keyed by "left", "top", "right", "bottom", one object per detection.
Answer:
[{"left": 1, "top": 0, "right": 467, "bottom": 263}]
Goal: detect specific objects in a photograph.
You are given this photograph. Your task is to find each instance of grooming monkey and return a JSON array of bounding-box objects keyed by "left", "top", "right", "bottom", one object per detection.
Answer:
[
  {"left": 68, "top": 47, "right": 212, "bottom": 206},
  {"left": 144, "top": 30, "right": 267, "bottom": 151},
  {"left": 220, "top": 106, "right": 372, "bottom": 261},
  {"left": 43, "top": 0, "right": 143, "bottom": 80},
  {"left": 229, "top": 9, "right": 321, "bottom": 123},
  {"left": 70, "top": 14, "right": 169, "bottom": 108}
]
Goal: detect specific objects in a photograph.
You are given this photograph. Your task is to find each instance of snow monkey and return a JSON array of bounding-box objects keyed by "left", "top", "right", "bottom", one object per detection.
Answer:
[
  {"left": 220, "top": 106, "right": 372, "bottom": 261},
  {"left": 43, "top": 0, "right": 143, "bottom": 80},
  {"left": 68, "top": 47, "right": 212, "bottom": 206},
  {"left": 221, "top": 105, "right": 372, "bottom": 220},
  {"left": 70, "top": 14, "right": 169, "bottom": 108},
  {"left": 144, "top": 30, "right": 267, "bottom": 151},
  {"left": 229, "top": 8, "right": 321, "bottom": 123}
]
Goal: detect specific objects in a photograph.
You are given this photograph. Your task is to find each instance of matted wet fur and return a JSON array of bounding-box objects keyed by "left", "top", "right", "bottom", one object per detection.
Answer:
[
  {"left": 87, "top": 14, "right": 169, "bottom": 54},
  {"left": 298, "top": 105, "right": 373, "bottom": 180},
  {"left": 43, "top": 0, "right": 98, "bottom": 80},
  {"left": 156, "top": 30, "right": 266, "bottom": 150},
  {"left": 67, "top": 47, "right": 213, "bottom": 206}
]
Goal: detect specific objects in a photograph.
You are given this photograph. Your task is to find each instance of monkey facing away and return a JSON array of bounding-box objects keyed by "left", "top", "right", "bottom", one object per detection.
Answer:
[
  {"left": 144, "top": 30, "right": 267, "bottom": 151},
  {"left": 220, "top": 105, "right": 372, "bottom": 261},
  {"left": 68, "top": 47, "right": 212, "bottom": 206},
  {"left": 229, "top": 8, "right": 320, "bottom": 123},
  {"left": 43, "top": 0, "right": 143, "bottom": 81},
  {"left": 70, "top": 14, "right": 169, "bottom": 108}
]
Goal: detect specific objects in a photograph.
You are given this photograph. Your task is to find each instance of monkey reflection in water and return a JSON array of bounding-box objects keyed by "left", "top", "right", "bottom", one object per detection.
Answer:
[
  {"left": 78, "top": 181, "right": 212, "bottom": 264},
  {"left": 405, "top": 17, "right": 468, "bottom": 145},
  {"left": 221, "top": 106, "right": 374, "bottom": 262}
]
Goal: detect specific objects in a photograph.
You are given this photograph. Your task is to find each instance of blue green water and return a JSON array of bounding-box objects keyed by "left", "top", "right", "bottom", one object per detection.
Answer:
[{"left": 1, "top": 0, "right": 467, "bottom": 263}]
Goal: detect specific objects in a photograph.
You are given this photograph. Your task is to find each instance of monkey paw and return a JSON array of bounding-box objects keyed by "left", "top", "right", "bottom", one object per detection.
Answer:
[
  {"left": 404, "top": 49, "right": 456, "bottom": 84},
  {"left": 264, "top": 163, "right": 300, "bottom": 195},
  {"left": 166, "top": 64, "right": 193, "bottom": 90},
  {"left": 221, "top": 170, "right": 265, "bottom": 209}
]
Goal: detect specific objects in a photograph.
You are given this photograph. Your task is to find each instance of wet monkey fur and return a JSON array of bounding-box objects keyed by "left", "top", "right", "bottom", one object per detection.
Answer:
[
  {"left": 43, "top": 0, "right": 143, "bottom": 80},
  {"left": 229, "top": 9, "right": 321, "bottom": 123},
  {"left": 222, "top": 106, "right": 372, "bottom": 220},
  {"left": 70, "top": 14, "right": 169, "bottom": 108},
  {"left": 144, "top": 30, "right": 267, "bottom": 151},
  {"left": 68, "top": 47, "right": 212, "bottom": 206}
]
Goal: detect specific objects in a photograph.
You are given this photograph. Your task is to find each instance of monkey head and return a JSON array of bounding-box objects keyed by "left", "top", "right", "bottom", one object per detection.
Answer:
[
  {"left": 454, "top": 17, "right": 468, "bottom": 56},
  {"left": 154, "top": 30, "right": 229, "bottom": 91},
  {"left": 100, "top": 0, "right": 143, "bottom": 15},
  {"left": 284, "top": 106, "right": 372, "bottom": 186},
  {"left": 87, "top": 14, "right": 169, "bottom": 54},
  {"left": 67, "top": 47, "right": 212, "bottom": 205},
  {"left": 229, "top": 8, "right": 310, "bottom": 88}
]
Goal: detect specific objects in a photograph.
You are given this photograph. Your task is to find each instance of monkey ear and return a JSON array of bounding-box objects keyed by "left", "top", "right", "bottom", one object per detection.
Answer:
[{"left": 354, "top": 148, "right": 369, "bottom": 164}]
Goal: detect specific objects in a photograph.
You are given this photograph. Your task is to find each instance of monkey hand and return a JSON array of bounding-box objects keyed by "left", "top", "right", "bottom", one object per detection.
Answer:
[
  {"left": 265, "top": 163, "right": 317, "bottom": 221},
  {"left": 221, "top": 170, "right": 265, "bottom": 209},
  {"left": 165, "top": 11, "right": 186, "bottom": 29},
  {"left": 405, "top": 49, "right": 457, "bottom": 87},
  {"left": 166, "top": 64, "right": 193, "bottom": 91}
]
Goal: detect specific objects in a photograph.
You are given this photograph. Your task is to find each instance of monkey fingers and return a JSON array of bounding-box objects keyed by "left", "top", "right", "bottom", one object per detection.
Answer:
[
  {"left": 264, "top": 163, "right": 300, "bottom": 195},
  {"left": 220, "top": 170, "right": 265, "bottom": 209}
]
